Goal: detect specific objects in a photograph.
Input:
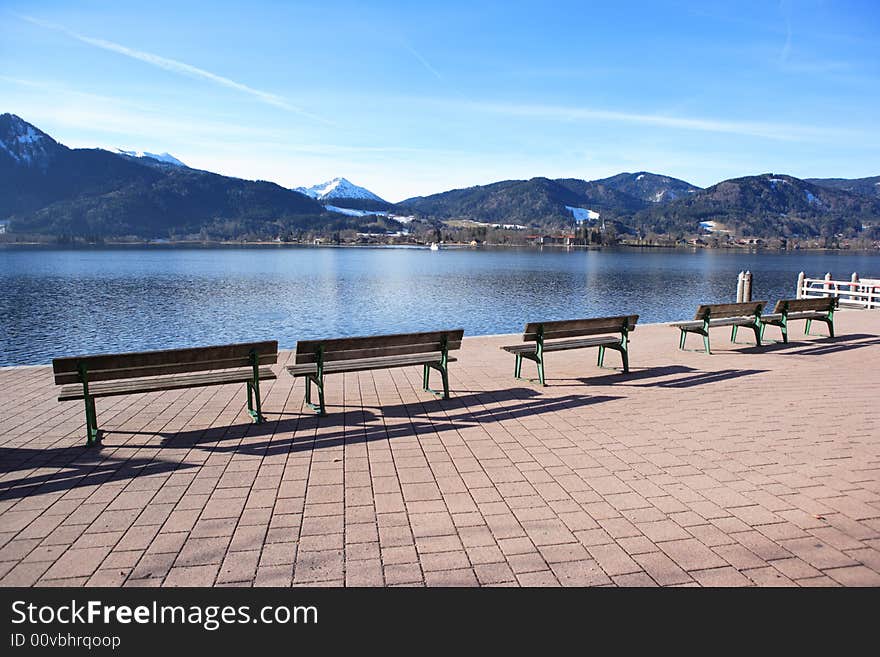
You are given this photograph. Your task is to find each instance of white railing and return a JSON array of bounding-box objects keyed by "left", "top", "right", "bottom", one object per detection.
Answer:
[{"left": 796, "top": 272, "right": 880, "bottom": 309}]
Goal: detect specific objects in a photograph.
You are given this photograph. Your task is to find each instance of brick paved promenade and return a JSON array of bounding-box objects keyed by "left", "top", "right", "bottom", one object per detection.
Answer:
[{"left": 1, "top": 310, "right": 878, "bottom": 586}]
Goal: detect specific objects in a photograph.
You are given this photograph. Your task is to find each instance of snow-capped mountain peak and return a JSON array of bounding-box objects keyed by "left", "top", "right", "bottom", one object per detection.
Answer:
[
  {"left": 295, "top": 177, "right": 385, "bottom": 202},
  {"left": 115, "top": 149, "right": 186, "bottom": 167},
  {"left": 0, "top": 113, "right": 62, "bottom": 167}
]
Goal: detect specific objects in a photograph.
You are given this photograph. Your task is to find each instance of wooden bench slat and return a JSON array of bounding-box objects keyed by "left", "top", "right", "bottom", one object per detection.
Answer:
[
  {"left": 760, "top": 297, "right": 836, "bottom": 343},
  {"left": 783, "top": 310, "right": 830, "bottom": 320},
  {"left": 290, "top": 329, "right": 464, "bottom": 415},
  {"left": 53, "top": 353, "right": 278, "bottom": 385},
  {"left": 503, "top": 336, "right": 622, "bottom": 354},
  {"left": 671, "top": 316, "right": 758, "bottom": 329},
  {"left": 295, "top": 341, "right": 462, "bottom": 364},
  {"left": 543, "top": 336, "right": 622, "bottom": 351},
  {"left": 54, "top": 340, "right": 280, "bottom": 445},
  {"left": 523, "top": 315, "right": 638, "bottom": 340},
  {"left": 53, "top": 341, "right": 278, "bottom": 383},
  {"left": 763, "top": 310, "right": 830, "bottom": 323},
  {"left": 771, "top": 297, "right": 836, "bottom": 313},
  {"left": 500, "top": 314, "right": 637, "bottom": 384},
  {"left": 692, "top": 302, "right": 766, "bottom": 320},
  {"left": 58, "top": 366, "right": 277, "bottom": 401},
  {"left": 672, "top": 301, "right": 766, "bottom": 354},
  {"left": 294, "top": 330, "right": 464, "bottom": 364},
  {"left": 288, "top": 353, "right": 457, "bottom": 376},
  {"left": 525, "top": 327, "right": 622, "bottom": 341}
]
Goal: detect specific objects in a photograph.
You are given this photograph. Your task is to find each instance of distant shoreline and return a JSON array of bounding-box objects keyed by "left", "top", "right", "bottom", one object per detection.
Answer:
[{"left": 1, "top": 240, "right": 878, "bottom": 254}]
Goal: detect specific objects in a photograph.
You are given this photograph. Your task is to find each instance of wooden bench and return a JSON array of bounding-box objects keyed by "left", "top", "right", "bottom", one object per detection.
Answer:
[
  {"left": 286, "top": 330, "right": 464, "bottom": 416},
  {"left": 670, "top": 301, "right": 766, "bottom": 354},
  {"left": 760, "top": 296, "right": 838, "bottom": 343},
  {"left": 53, "top": 341, "right": 278, "bottom": 446},
  {"left": 500, "top": 315, "right": 638, "bottom": 386}
]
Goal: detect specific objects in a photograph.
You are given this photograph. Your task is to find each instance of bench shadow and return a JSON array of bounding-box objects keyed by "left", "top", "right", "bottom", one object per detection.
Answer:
[
  {"left": 0, "top": 448, "right": 196, "bottom": 501},
  {"left": 735, "top": 334, "right": 880, "bottom": 355},
  {"left": 572, "top": 365, "right": 696, "bottom": 386},
  {"left": 201, "top": 392, "right": 623, "bottom": 456},
  {"left": 576, "top": 365, "right": 768, "bottom": 388},
  {"left": 151, "top": 389, "right": 621, "bottom": 455},
  {"left": 0, "top": 387, "right": 620, "bottom": 500},
  {"left": 782, "top": 337, "right": 880, "bottom": 356}
]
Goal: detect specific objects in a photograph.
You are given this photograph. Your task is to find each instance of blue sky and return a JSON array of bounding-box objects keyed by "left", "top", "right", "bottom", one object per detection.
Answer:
[{"left": 2, "top": 0, "right": 878, "bottom": 201}]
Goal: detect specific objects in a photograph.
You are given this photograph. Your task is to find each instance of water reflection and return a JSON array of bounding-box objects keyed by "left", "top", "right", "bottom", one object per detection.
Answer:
[{"left": 0, "top": 245, "right": 875, "bottom": 365}]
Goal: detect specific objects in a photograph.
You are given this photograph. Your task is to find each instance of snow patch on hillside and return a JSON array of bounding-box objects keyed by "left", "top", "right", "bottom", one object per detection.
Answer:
[
  {"left": 324, "top": 205, "right": 414, "bottom": 224},
  {"left": 1, "top": 118, "right": 53, "bottom": 164},
  {"left": 324, "top": 205, "right": 387, "bottom": 217},
  {"left": 566, "top": 206, "right": 600, "bottom": 223},
  {"left": 116, "top": 149, "right": 186, "bottom": 167}
]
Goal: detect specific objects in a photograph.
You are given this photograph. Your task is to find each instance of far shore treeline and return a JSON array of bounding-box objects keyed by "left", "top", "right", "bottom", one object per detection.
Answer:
[{"left": 2, "top": 113, "right": 879, "bottom": 250}]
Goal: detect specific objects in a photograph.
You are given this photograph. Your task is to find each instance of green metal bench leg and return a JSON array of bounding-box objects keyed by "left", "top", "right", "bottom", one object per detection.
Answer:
[
  {"left": 305, "top": 375, "right": 326, "bottom": 416},
  {"left": 778, "top": 317, "right": 788, "bottom": 343},
  {"left": 422, "top": 364, "right": 429, "bottom": 390},
  {"left": 597, "top": 345, "right": 605, "bottom": 367},
  {"left": 731, "top": 325, "right": 738, "bottom": 343},
  {"left": 254, "top": 380, "right": 264, "bottom": 423},
  {"left": 83, "top": 395, "right": 100, "bottom": 447},
  {"left": 827, "top": 318, "right": 834, "bottom": 338},
  {"left": 246, "top": 380, "right": 265, "bottom": 424},
  {"left": 514, "top": 354, "right": 523, "bottom": 378},
  {"left": 679, "top": 330, "right": 687, "bottom": 350},
  {"left": 805, "top": 318, "right": 812, "bottom": 335},
  {"left": 536, "top": 358, "right": 545, "bottom": 386},
  {"left": 424, "top": 362, "right": 451, "bottom": 399},
  {"left": 703, "top": 334, "right": 711, "bottom": 355},
  {"left": 620, "top": 347, "right": 629, "bottom": 373}
]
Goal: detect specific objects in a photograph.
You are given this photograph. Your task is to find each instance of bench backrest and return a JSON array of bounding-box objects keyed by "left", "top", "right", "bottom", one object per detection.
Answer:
[
  {"left": 693, "top": 302, "right": 766, "bottom": 321},
  {"left": 294, "top": 330, "right": 464, "bottom": 365},
  {"left": 772, "top": 297, "right": 837, "bottom": 314},
  {"left": 53, "top": 341, "right": 278, "bottom": 385},
  {"left": 522, "top": 315, "right": 639, "bottom": 342}
]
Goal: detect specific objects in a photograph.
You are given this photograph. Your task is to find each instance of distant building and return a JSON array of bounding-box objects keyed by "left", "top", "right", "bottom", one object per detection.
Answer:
[{"left": 527, "top": 234, "right": 578, "bottom": 246}]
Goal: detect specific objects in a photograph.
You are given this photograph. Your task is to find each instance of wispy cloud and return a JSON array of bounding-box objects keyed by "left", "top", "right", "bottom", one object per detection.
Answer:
[
  {"left": 412, "top": 97, "right": 866, "bottom": 143},
  {"left": 16, "top": 14, "right": 332, "bottom": 124},
  {"left": 779, "top": 0, "right": 793, "bottom": 62},
  {"left": 397, "top": 38, "right": 470, "bottom": 101},
  {"left": 403, "top": 43, "right": 444, "bottom": 81}
]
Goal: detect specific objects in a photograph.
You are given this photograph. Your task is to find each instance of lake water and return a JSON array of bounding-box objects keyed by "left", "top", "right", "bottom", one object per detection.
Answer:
[{"left": 0, "top": 245, "right": 877, "bottom": 365}]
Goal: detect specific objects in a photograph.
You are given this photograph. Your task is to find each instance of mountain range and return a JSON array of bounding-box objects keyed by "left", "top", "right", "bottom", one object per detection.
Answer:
[
  {"left": 2, "top": 113, "right": 878, "bottom": 242},
  {"left": 398, "top": 172, "right": 699, "bottom": 228},
  {"left": 0, "top": 114, "right": 400, "bottom": 239},
  {"left": 295, "top": 177, "right": 394, "bottom": 213},
  {"left": 804, "top": 176, "right": 880, "bottom": 199}
]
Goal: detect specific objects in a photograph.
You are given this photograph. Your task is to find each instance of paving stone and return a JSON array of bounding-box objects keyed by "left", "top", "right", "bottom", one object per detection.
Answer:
[{"left": 2, "top": 313, "right": 879, "bottom": 587}]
